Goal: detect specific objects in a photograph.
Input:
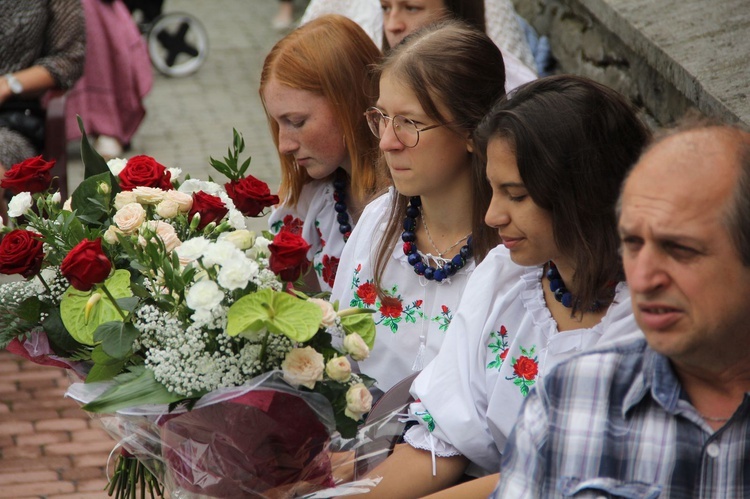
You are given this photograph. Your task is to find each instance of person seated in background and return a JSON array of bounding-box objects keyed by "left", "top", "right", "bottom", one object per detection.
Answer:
[
  {"left": 496, "top": 119, "right": 750, "bottom": 497},
  {"left": 65, "top": 0, "right": 153, "bottom": 160},
  {"left": 300, "top": 0, "right": 537, "bottom": 92},
  {"left": 356, "top": 75, "right": 651, "bottom": 498},
  {"left": 0, "top": 0, "right": 85, "bottom": 220}
]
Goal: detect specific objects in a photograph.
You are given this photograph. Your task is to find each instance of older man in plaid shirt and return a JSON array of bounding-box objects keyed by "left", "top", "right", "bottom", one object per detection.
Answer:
[{"left": 495, "top": 120, "right": 750, "bottom": 498}]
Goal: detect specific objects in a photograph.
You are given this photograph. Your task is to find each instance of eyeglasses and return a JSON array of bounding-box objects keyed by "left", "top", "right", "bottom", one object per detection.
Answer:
[{"left": 364, "top": 107, "right": 448, "bottom": 148}]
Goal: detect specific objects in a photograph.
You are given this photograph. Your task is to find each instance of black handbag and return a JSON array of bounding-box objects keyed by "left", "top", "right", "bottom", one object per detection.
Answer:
[{"left": 0, "top": 99, "right": 45, "bottom": 150}]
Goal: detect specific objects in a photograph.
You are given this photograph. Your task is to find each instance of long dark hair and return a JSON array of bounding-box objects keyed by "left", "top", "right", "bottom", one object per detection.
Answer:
[
  {"left": 475, "top": 75, "right": 652, "bottom": 315},
  {"left": 373, "top": 20, "right": 505, "bottom": 293}
]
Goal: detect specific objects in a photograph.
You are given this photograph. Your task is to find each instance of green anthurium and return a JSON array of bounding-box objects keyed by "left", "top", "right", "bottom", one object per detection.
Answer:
[
  {"left": 60, "top": 269, "right": 133, "bottom": 345},
  {"left": 340, "top": 311, "right": 376, "bottom": 350},
  {"left": 226, "top": 288, "right": 322, "bottom": 343}
]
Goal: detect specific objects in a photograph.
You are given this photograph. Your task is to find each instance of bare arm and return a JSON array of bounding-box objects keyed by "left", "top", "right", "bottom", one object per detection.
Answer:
[
  {"left": 352, "top": 443, "right": 469, "bottom": 498},
  {"left": 422, "top": 473, "right": 499, "bottom": 499}
]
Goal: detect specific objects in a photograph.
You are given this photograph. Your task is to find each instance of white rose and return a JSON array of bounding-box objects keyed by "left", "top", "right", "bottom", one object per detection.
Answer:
[
  {"left": 139, "top": 221, "right": 181, "bottom": 252},
  {"left": 155, "top": 199, "right": 180, "bottom": 219},
  {"left": 345, "top": 383, "right": 373, "bottom": 421},
  {"left": 132, "top": 186, "right": 165, "bottom": 205},
  {"left": 107, "top": 157, "right": 128, "bottom": 176},
  {"left": 175, "top": 236, "right": 211, "bottom": 262},
  {"left": 51, "top": 192, "right": 61, "bottom": 204},
  {"left": 113, "top": 191, "right": 138, "bottom": 210},
  {"left": 113, "top": 203, "right": 146, "bottom": 234},
  {"left": 281, "top": 347, "right": 324, "bottom": 390},
  {"left": 186, "top": 280, "right": 224, "bottom": 311},
  {"left": 7, "top": 192, "right": 33, "bottom": 218},
  {"left": 218, "top": 229, "right": 255, "bottom": 250},
  {"left": 163, "top": 189, "right": 193, "bottom": 213},
  {"left": 325, "top": 356, "right": 352, "bottom": 382},
  {"left": 103, "top": 225, "right": 124, "bottom": 245},
  {"left": 62, "top": 197, "right": 73, "bottom": 211},
  {"left": 309, "top": 298, "right": 337, "bottom": 328},
  {"left": 343, "top": 333, "right": 370, "bottom": 361}
]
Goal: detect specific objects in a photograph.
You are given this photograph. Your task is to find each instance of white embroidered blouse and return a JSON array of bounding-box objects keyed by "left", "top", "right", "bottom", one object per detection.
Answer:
[
  {"left": 331, "top": 190, "right": 519, "bottom": 392},
  {"left": 268, "top": 179, "right": 348, "bottom": 293},
  {"left": 405, "top": 246, "right": 644, "bottom": 474}
]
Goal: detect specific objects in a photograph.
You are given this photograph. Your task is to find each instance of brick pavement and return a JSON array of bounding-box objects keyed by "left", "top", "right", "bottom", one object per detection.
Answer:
[{"left": 0, "top": 0, "right": 310, "bottom": 496}]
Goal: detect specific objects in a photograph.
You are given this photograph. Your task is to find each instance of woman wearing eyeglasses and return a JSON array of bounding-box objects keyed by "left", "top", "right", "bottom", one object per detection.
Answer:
[
  {"left": 260, "top": 15, "right": 385, "bottom": 293},
  {"left": 329, "top": 20, "right": 518, "bottom": 393}
]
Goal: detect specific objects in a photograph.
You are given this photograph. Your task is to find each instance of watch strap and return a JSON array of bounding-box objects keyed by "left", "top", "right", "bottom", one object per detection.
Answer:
[{"left": 3, "top": 73, "right": 23, "bottom": 95}]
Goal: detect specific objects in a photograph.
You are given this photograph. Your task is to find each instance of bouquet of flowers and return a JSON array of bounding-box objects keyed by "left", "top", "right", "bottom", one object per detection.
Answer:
[{"left": 0, "top": 123, "right": 377, "bottom": 498}]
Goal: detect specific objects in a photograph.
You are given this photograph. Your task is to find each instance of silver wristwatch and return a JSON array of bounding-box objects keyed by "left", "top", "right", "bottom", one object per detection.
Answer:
[{"left": 3, "top": 73, "right": 23, "bottom": 95}]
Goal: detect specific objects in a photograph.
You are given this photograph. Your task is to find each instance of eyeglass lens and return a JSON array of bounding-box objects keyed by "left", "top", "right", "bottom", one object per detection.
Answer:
[{"left": 366, "top": 109, "right": 419, "bottom": 147}]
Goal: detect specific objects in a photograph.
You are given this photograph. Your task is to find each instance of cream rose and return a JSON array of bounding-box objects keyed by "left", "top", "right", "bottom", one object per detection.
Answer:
[
  {"left": 113, "top": 202, "right": 147, "bottom": 234},
  {"left": 325, "top": 356, "right": 352, "bottom": 382},
  {"left": 281, "top": 347, "right": 324, "bottom": 390},
  {"left": 103, "top": 225, "right": 124, "bottom": 245},
  {"left": 309, "top": 298, "right": 337, "bottom": 328},
  {"left": 218, "top": 229, "right": 256, "bottom": 250},
  {"left": 113, "top": 191, "right": 138, "bottom": 210},
  {"left": 345, "top": 383, "right": 373, "bottom": 421},
  {"left": 107, "top": 157, "right": 128, "bottom": 176},
  {"left": 62, "top": 197, "right": 73, "bottom": 212},
  {"left": 343, "top": 333, "right": 370, "bottom": 361},
  {"left": 132, "top": 186, "right": 165, "bottom": 205},
  {"left": 139, "top": 221, "right": 181, "bottom": 252},
  {"left": 163, "top": 189, "right": 193, "bottom": 213},
  {"left": 155, "top": 199, "right": 180, "bottom": 219}
]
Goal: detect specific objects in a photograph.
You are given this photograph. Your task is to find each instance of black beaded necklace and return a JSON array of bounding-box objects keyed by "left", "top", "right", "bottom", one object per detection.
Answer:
[
  {"left": 401, "top": 196, "right": 472, "bottom": 282},
  {"left": 333, "top": 171, "right": 351, "bottom": 242}
]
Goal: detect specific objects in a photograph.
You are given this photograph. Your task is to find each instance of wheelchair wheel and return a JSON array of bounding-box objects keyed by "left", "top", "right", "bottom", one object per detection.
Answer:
[{"left": 146, "top": 12, "right": 208, "bottom": 77}]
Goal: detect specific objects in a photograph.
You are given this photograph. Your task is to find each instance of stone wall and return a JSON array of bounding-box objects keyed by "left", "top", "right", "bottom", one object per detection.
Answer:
[{"left": 512, "top": 0, "right": 741, "bottom": 127}]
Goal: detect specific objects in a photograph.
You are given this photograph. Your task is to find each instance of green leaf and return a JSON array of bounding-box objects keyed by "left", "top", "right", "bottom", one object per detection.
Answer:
[
  {"left": 16, "top": 297, "right": 42, "bottom": 322},
  {"left": 86, "top": 345, "right": 127, "bottom": 382},
  {"left": 226, "top": 289, "right": 322, "bottom": 342},
  {"left": 82, "top": 365, "right": 187, "bottom": 413},
  {"left": 77, "top": 116, "right": 112, "bottom": 179},
  {"left": 94, "top": 321, "right": 140, "bottom": 359},
  {"left": 340, "top": 313, "right": 376, "bottom": 350},
  {"left": 60, "top": 270, "right": 133, "bottom": 345},
  {"left": 70, "top": 172, "right": 112, "bottom": 224},
  {"left": 41, "top": 307, "right": 87, "bottom": 356}
]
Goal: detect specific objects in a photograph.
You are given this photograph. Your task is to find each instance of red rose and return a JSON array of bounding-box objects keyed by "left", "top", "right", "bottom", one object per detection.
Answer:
[
  {"left": 441, "top": 305, "right": 449, "bottom": 314},
  {"left": 0, "top": 155, "right": 55, "bottom": 194},
  {"left": 414, "top": 299, "right": 423, "bottom": 308},
  {"left": 189, "top": 191, "right": 228, "bottom": 230},
  {"left": 379, "top": 296, "right": 402, "bottom": 318},
  {"left": 118, "top": 155, "right": 173, "bottom": 191},
  {"left": 0, "top": 230, "right": 45, "bottom": 277},
  {"left": 513, "top": 356, "right": 538, "bottom": 381},
  {"left": 499, "top": 325, "right": 508, "bottom": 337},
  {"left": 60, "top": 239, "right": 112, "bottom": 291},
  {"left": 225, "top": 176, "right": 279, "bottom": 217},
  {"left": 356, "top": 282, "right": 378, "bottom": 306},
  {"left": 281, "top": 215, "right": 304, "bottom": 236},
  {"left": 321, "top": 255, "right": 339, "bottom": 288},
  {"left": 500, "top": 349, "right": 509, "bottom": 360},
  {"left": 269, "top": 230, "right": 311, "bottom": 282}
]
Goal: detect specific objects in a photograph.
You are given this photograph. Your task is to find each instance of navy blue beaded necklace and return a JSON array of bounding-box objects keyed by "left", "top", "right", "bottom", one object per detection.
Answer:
[
  {"left": 333, "top": 172, "right": 351, "bottom": 242},
  {"left": 546, "top": 261, "right": 606, "bottom": 311},
  {"left": 401, "top": 196, "right": 472, "bottom": 282}
]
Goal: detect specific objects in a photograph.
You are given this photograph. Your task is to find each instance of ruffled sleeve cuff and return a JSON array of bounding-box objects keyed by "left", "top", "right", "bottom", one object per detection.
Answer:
[{"left": 404, "top": 424, "right": 463, "bottom": 457}]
